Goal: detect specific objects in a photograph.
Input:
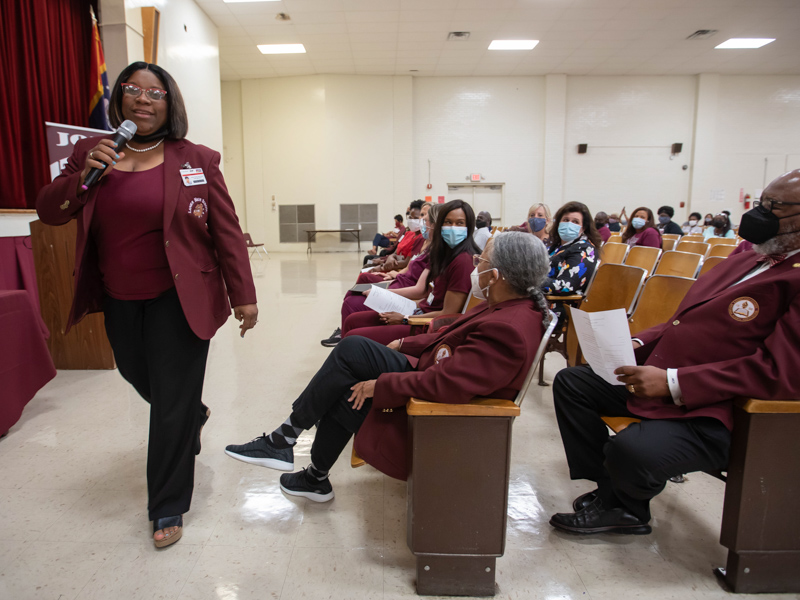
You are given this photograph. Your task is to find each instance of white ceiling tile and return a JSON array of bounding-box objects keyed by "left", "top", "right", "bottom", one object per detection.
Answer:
[
  {"left": 288, "top": 11, "right": 348, "bottom": 24},
  {"left": 401, "top": 0, "right": 458, "bottom": 9},
  {"left": 399, "top": 10, "right": 455, "bottom": 23},
  {"left": 294, "top": 23, "right": 349, "bottom": 35},
  {"left": 347, "top": 21, "right": 400, "bottom": 33},
  {"left": 282, "top": 0, "right": 345, "bottom": 12},
  {"left": 398, "top": 30, "right": 448, "bottom": 42},
  {"left": 397, "top": 20, "right": 450, "bottom": 33},
  {"left": 349, "top": 31, "right": 398, "bottom": 43},
  {"left": 345, "top": 11, "right": 400, "bottom": 23},
  {"left": 244, "top": 26, "right": 299, "bottom": 41},
  {"left": 397, "top": 41, "right": 446, "bottom": 51},
  {"left": 297, "top": 32, "right": 352, "bottom": 44},
  {"left": 343, "top": 0, "right": 400, "bottom": 10}
]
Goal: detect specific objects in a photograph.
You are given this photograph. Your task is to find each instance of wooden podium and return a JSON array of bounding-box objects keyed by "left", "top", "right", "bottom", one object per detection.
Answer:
[{"left": 29, "top": 219, "right": 115, "bottom": 369}]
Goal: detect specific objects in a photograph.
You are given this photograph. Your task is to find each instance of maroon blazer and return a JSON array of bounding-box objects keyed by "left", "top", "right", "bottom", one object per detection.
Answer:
[
  {"left": 631, "top": 250, "right": 800, "bottom": 430},
  {"left": 354, "top": 297, "right": 544, "bottom": 480},
  {"left": 36, "top": 137, "right": 256, "bottom": 340}
]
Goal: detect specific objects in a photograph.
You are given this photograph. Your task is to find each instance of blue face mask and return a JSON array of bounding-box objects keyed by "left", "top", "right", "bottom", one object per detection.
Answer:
[
  {"left": 632, "top": 217, "right": 647, "bottom": 230},
  {"left": 658, "top": 215, "right": 670, "bottom": 225},
  {"left": 441, "top": 226, "right": 468, "bottom": 248},
  {"left": 529, "top": 217, "right": 547, "bottom": 232},
  {"left": 558, "top": 222, "right": 582, "bottom": 243},
  {"left": 420, "top": 219, "right": 430, "bottom": 240}
]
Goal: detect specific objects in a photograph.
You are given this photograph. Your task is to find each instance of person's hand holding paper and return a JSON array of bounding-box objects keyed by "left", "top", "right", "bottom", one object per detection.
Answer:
[{"left": 571, "top": 307, "right": 667, "bottom": 397}]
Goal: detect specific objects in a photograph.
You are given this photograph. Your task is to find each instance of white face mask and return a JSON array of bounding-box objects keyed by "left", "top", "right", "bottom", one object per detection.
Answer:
[
  {"left": 688, "top": 220, "right": 698, "bottom": 227},
  {"left": 406, "top": 218, "right": 421, "bottom": 232},
  {"left": 470, "top": 266, "right": 494, "bottom": 300}
]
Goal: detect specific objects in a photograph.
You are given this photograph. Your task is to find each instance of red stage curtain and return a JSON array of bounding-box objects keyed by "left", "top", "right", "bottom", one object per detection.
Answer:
[{"left": 0, "top": 0, "right": 94, "bottom": 209}]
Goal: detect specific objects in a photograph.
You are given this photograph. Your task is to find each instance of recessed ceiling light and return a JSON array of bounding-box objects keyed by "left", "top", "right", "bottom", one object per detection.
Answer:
[
  {"left": 489, "top": 40, "right": 539, "bottom": 50},
  {"left": 715, "top": 38, "right": 775, "bottom": 49},
  {"left": 257, "top": 44, "right": 306, "bottom": 54}
]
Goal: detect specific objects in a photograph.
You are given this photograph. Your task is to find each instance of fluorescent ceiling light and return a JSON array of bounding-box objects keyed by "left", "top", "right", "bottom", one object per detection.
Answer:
[
  {"left": 489, "top": 40, "right": 539, "bottom": 50},
  {"left": 715, "top": 38, "right": 775, "bottom": 49},
  {"left": 224, "top": 0, "right": 280, "bottom": 3},
  {"left": 257, "top": 44, "right": 306, "bottom": 54}
]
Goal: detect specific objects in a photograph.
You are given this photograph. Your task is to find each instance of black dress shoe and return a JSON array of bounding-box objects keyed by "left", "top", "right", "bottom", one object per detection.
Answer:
[
  {"left": 550, "top": 499, "right": 651, "bottom": 535},
  {"left": 572, "top": 490, "right": 598, "bottom": 512}
]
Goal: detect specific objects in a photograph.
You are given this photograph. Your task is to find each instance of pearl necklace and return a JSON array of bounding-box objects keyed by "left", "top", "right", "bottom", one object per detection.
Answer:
[{"left": 125, "top": 138, "right": 165, "bottom": 153}]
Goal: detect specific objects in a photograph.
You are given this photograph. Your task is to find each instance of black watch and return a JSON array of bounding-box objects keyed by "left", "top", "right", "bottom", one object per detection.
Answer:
[{"left": 402, "top": 316, "right": 409, "bottom": 325}]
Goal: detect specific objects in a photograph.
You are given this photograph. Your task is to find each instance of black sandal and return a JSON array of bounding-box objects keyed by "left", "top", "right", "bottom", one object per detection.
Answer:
[{"left": 153, "top": 515, "right": 183, "bottom": 548}]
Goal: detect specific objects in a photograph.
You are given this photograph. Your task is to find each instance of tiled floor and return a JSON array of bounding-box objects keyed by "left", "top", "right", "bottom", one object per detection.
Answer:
[{"left": 1, "top": 252, "right": 797, "bottom": 600}]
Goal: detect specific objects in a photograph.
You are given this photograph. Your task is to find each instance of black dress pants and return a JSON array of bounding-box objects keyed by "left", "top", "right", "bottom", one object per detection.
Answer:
[
  {"left": 104, "top": 287, "right": 210, "bottom": 521},
  {"left": 553, "top": 365, "right": 731, "bottom": 522},
  {"left": 291, "top": 336, "right": 413, "bottom": 472}
]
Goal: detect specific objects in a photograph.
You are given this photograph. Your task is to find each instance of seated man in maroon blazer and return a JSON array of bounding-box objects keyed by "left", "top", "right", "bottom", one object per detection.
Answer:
[
  {"left": 224, "top": 232, "right": 552, "bottom": 500},
  {"left": 549, "top": 168, "right": 800, "bottom": 535}
]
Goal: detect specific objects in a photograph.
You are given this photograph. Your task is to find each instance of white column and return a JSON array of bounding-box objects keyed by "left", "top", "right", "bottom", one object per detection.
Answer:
[
  {"left": 688, "top": 73, "right": 720, "bottom": 214},
  {"left": 542, "top": 73, "right": 567, "bottom": 207}
]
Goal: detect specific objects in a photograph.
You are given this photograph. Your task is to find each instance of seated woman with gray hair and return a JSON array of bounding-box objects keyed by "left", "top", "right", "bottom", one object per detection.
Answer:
[{"left": 224, "top": 232, "right": 551, "bottom": 497}]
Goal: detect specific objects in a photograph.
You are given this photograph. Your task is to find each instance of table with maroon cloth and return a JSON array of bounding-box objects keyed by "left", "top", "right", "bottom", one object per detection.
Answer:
[
  {"left": 0, "top": 291, "right": 56, "bottom": 435},
  {"left": 0, "top": 233, "right": 55, "bottom": 435}
]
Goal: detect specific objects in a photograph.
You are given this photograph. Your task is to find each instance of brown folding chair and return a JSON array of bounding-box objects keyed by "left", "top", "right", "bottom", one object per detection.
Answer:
[
  {"left": 676, "top": 240, "right": 709, "bottom": 256},
  {"left": 707, "top": 237, "right": 737, "bottom": 248},
  {"left": 653, "top": 251, "right": 702, "bottom": 278},
  {"left": 682, "top": 234, "right": 705, "bottom": 243},
  {"left": 628, "top": 275, "right": 695, "bottom": 335},
  {"left": 662, "top": 238, "right": 676, "bottom": 252},
  {"left": 601, "top": 242, "right": 629, "bottom": 264},
  {"left": 698, "top": 255, "right": 727, "bottom": 277},
  {"left": 563, "top": 264, "right": 647, "bottom": 367},
  {"left": 707, "top": 244, "right": 735, "bottom": 258},
  {"left": 624, "top": 245, "right": 661, "bottom": 276},
  {"left": 606, "top": 234, "right": 622, "bottom": 245},
  {"left": 243, "top": 233, "right": 269, "bottom": 260},
  {"left": 662, "top": 234, "right": 680, "bottom": 241}
]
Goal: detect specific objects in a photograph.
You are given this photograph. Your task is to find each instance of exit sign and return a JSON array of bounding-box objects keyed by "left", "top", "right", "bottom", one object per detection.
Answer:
[{"left": 470, "top": 173, "right": 481, "bottom": 182}]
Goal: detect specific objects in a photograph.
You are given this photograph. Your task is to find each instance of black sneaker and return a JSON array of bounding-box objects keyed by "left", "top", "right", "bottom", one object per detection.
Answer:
[
  {"left": 320, "top": 328, "right": 342, "bottom": 347},
  {"left": 280, "top": 467, "right": 335, "bottom": 503},
  {"left": 225, "top": 433, "right": 294, "bottom": 471}
]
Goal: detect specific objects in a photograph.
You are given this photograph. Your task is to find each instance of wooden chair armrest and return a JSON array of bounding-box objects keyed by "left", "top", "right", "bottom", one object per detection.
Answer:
[
  {"left": 734, "top": 397, "right": 800, "bottom": 414},
  {"left": 601, "top": 415, "right": 641, "bottom": 433},
  {"left": 407, "top": 397, "right": 520, "bottom": 417},
  {"left": 407, "top": 316, "right": 434, "bottom": 326},
  {"left": 546, "top": 294, "right": 584, "bottom": 303}
]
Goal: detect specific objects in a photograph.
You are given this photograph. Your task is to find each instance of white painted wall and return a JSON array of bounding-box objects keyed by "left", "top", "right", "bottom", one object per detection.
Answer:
[
  {"left": 413, "top": 77, "right": 545, "bottom": 226},
  {"left": 100, "top": 0, "right": 223, "bottom": 153},
  {"left": 238, "top": 74, "right": 412, "bottom": 252},
  {"left": 221, "top": 80, "right": 246, "bottom": 223},
  {"left": 225, "top": 73, "right": 800, "bottom": 251}
]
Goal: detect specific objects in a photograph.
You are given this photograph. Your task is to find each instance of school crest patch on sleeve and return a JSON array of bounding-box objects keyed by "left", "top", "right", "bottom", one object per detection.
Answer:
[{"left": 434, "top": 344, "right": 452, "bottom": 364}]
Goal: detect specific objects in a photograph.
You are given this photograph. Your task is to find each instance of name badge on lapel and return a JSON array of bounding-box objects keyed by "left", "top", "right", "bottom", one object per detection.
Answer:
[{"left": 180, "top": 168, "right": 207, "bottom": 186}]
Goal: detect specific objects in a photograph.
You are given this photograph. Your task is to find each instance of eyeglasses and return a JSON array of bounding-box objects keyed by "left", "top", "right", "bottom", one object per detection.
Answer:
[
  {"left": 472, "top": 255, "right": 489, "bottom": 268},
  {"left": 120, "top": 83, "right": 168, "bottom": 101},
  {"left": 753, "top": 198, "right": 800, "bottom": 212}
]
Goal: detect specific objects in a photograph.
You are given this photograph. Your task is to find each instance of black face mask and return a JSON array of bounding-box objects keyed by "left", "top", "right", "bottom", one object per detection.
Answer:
[
  {"left": 738, "top": 205, "right": 785, "bottom": 244},
  {"left": 476, "top": 220, "right": 488, "bottom": 229}
]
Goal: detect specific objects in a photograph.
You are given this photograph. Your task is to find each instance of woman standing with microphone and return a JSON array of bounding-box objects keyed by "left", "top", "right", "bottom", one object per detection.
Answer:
[{"left": 37, "top": 62, "right": 257, "bottom": 548}]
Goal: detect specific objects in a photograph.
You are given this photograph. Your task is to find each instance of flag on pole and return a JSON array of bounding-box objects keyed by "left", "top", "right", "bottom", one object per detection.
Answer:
[{"left": 88, "top": 7, "right": 111, "bottom": 130}]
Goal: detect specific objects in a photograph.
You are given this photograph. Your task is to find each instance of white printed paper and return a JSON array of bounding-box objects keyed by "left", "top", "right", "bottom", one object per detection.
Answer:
[
  {"left": 363, "top": 285, "right": 417, "bottom": 315},
  {"left": 570, "top": 308, "right": 637, "bottom": 386}
]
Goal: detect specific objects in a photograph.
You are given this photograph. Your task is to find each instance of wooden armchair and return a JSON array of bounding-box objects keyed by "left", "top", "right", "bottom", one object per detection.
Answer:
[
  {"left": 707, "top": 244, "right": 735, "bottom": 259},
  {"left": 698, "top": 256, "right": 726, "bottom": 277},
  {"left": 627, "top": 275, "right": 694, "bottom": 335},
  {"left": 404, "top": 312, "right": 557, "bottom": 596},
  {"left": 624, "top": 245, "right": 662, "bottom": 276},
  {"left": 653, "top": 251, "right": 702, "bottom": 278},
  {"left": 676, "top": 240, "right": 710, "bottom": 255},
  {"left": 602, "top": 242, "right": 629, "bottom": 264},
  {"left": 603, "top": 398, "right": 800, "bottom": 593},
  {"left": 563, "top": 264, "right": 647, "bottom": 367}
]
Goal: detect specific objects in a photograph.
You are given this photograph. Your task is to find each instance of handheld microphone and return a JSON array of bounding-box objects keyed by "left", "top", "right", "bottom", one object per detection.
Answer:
[{"left": 81, "top": 120, "right": 138, "bottom": 191}]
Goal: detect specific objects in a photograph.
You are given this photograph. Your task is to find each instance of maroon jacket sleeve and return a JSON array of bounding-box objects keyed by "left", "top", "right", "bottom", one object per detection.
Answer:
[
  {"left": 373, "top": 320, "right": 528, "bottom": 408},
  {"left": 677, "top": 294, "right": 800, "bottom": 409},
  {"left": 397, "top": 331, "right": 440, "bottom": 358},
  {"left": 36, "top": 137, "right": 103, "bottom": 225},
  {"left": 203, "top": 150, "right": 257, "bottom": 307}
]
